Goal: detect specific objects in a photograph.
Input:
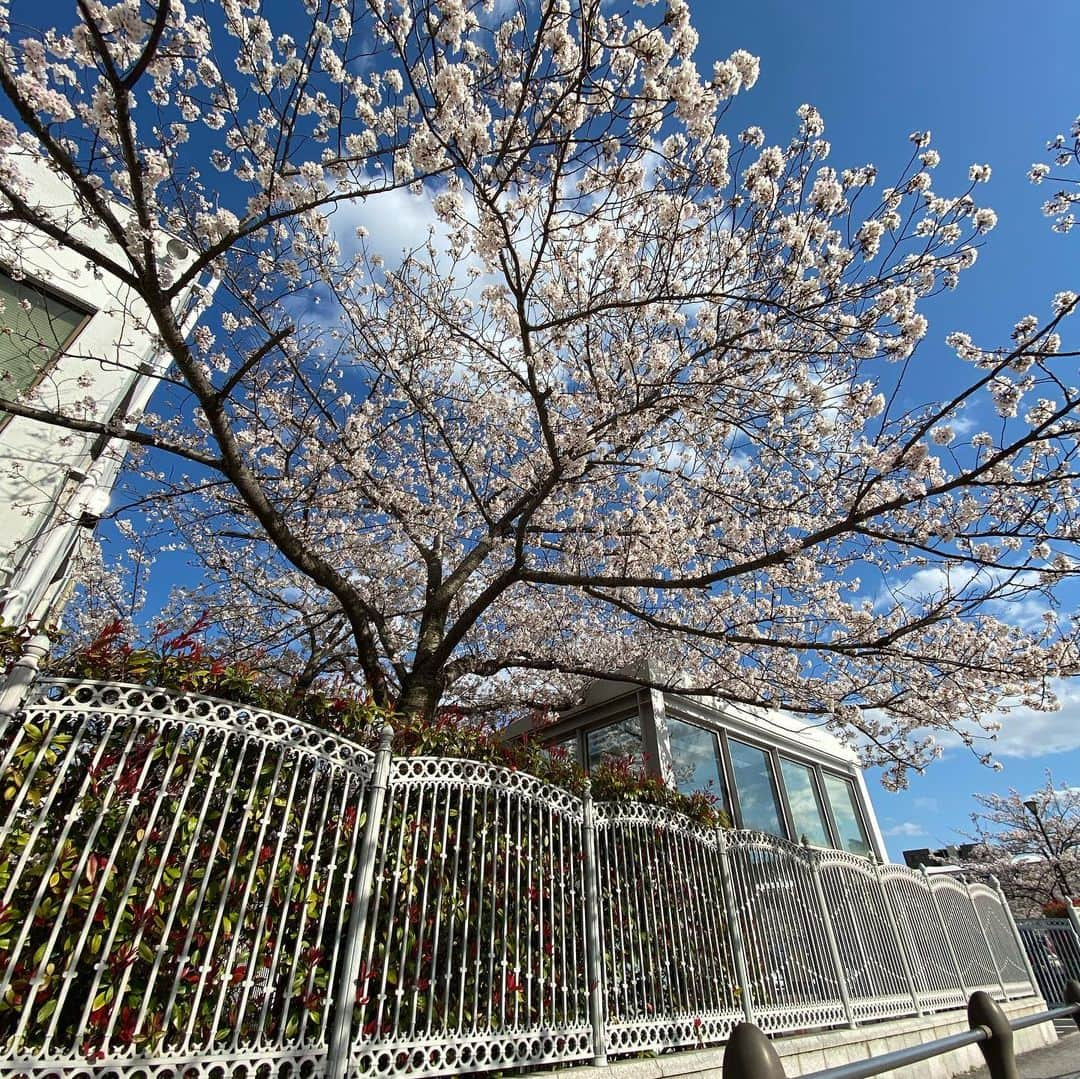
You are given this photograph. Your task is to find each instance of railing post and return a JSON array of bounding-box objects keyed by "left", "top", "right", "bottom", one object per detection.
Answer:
[
  {"left": 1063, "top": 896, "right": 1080, "bottom": 940},
  {"left": 1066, "top": 978, "right": 1080, "bottom": 1032},
  {"left": 581, "top": 780, "right": 608, "bottom": 1066},
  {"left": 804, "top": 842, "right": 856, "bottom": 1028},
  {"left": 326, "top": 725, "right": 394, "bottom": 1079},
  {"left": 991, "top": 876, "right": 1040, "bottom": 997},
  {"left": 717, "top": 828, "right": 755, "bottom": 1024},
  {"left": 0, "top": 633, "right": 49, "bottom": 720},
  {"left": 872, "top": 859, "right": 923, "bottom": 1015},
  {"left": 968, "top": 990, "right": 1019, "bottom": 1079},
  {"left": 922, "top": 865, "right": 969, "bottom": 997},
  {"left": 722, "top": 1022, "right": 787, "bottom": 1079},
  {"left": 965, "top": 877, "right": 1009, "bottom": 999}
]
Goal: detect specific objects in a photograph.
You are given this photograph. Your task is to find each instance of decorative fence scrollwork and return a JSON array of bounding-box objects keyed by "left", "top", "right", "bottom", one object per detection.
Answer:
[
  {"left": 0, "top": 676, "right": 1039, "bottom": 1078},
  {"left": 0, "top": 678, "right": 375, "bottom": 1077},
  {"left": 348, "top": 756, "right": 592, "bottom": 1078},
  {"left": 592, "top": 802, "right": 742, "bottom": 1055}
]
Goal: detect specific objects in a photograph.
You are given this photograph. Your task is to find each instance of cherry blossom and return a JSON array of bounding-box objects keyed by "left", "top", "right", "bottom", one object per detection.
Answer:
[{"left": 966, "top": 775, "right": 1080, "bottom": 915}]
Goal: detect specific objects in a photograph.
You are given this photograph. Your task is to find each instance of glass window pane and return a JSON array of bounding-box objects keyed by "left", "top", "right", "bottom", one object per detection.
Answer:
[
  {"left": 728, "top": 738, "right": 784, "bottom": 836},
  {"left": 0, "top": 273, "right": 87, "bottom": 400},
  {"left": 667, "top": 717, "right": 726, "bottom": 802},
  {"left": 823, "top": 773, "right": 872, "bottom": 856},
  {"left": 779, "top": 758, "right": 831, "bottom": 847},
  {"left": 585, "top": 715, "right": 643, "bottom": 772}
]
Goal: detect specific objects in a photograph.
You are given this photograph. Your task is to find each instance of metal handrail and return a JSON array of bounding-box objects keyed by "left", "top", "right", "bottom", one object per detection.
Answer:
[{"left": 722, "top": 980, "right": 1080, "bottom": 1079}]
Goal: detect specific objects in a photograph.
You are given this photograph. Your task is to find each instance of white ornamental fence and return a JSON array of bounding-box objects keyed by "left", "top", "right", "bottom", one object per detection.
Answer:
[{"left": 0, "top": 677, "right": 1038, "bottom": 1077}]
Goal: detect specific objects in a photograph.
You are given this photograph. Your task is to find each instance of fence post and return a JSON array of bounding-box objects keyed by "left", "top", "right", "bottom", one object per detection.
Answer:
[
  {"left": 968, "top": 990, "right": 1019, "bottom": 1079},
  {"left": 804, "top": 842, "right": 856, "bottom": 1028},
  {"left": 581, "top": 780, "right": 609, "bottom": 1066},
  {"left": 922, "top": 866, "right": 969, "bottom": 997},
  {"left": 0, "top": 633, "right": 49, "bottom": 720},
  {"left": 326, "top": 725, "right": 394, "bottom": 1079},
  {"left": 992, "top": 876, "right": 1040, "bottom": 997},
  {"left": 965, "top": 877, "right": 1009, "bottom": 999},
  {"left": 722, "top": 1022, "right": 787, "bottom": 1079},
  {"left": 1063, "top": 897, "right": 1080, "bottom": 940},
  {"left": 1066, "top": 978, "right": 1080, "bottom": 1032},
  {"left": 717, "top": 828, "right": 755, "bottom": 1024},
  {"left": 871, "top": 859, "right": 923, "bottom": 1015}
]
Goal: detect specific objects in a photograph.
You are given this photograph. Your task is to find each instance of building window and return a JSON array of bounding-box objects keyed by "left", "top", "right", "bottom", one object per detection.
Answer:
[
  {"left": 585, "top": 714, "right": 644, "bottom": 772},
  {"left": 0, "top": 271, "right": 91, "bottom": 401},
  {"left": 822, "top": 773, "right": 872, "bottom": 857},
  {"left": 779, "top": 757, "right": 832, "bottom": 848},
  {"left": 728, "top": 737, "right": 784, "bottom": 836},
  {"left": 667, "top": 716, "right": 727, "bottom": 804},
  {"left": 545, "top": 734, "right": 580, "bottom": 764}
]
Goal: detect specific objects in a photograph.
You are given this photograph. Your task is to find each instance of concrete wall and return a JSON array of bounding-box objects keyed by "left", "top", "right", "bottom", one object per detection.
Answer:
[{"left": 530, "top": 996, "right": 1058, "bottom": 1079}]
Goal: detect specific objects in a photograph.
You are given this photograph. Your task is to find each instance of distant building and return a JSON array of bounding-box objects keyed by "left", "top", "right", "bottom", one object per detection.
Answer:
[
  {"left": 0, "top": 151, "right": 214, "bottom": 627},
  {"left": 902, "top": 844, "right": 980, "bottom": 871},
  {"left": 506, "top": 666, "right": 888, "bottom": 860}
]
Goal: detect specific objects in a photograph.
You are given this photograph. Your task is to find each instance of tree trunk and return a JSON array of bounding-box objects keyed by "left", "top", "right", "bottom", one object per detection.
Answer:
[{"left": 395, "top": 671, "right": 442, "bottom": 725}]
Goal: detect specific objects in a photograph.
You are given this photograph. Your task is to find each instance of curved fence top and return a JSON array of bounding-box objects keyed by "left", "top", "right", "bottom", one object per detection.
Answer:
[
  {"left": 18, "top": 677, "right": 377, "bottom": 778},
  {"left": 593, "top": 796, "right": 719, "bottom": 842},
  {"left": 390, "top": 753, "right": 584, "bottom": 818}
]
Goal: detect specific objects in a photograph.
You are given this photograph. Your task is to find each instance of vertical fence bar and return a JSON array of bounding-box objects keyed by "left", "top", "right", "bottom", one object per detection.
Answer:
[
  {"left": 581, "top": 781, "right": 608, "bottom": 1066},
  {"left": 805, "top": 841, "right": 856, "bottom": 1028},
  {"left": 873, "top": 862, "right": 923, "bottom": 1015},
  {"left": 966, "top": 879, "right": 1008, "bottom": 999},
  {"left": 994, "top": 877, "right": 1040, "bottom": 995},
  {"left": 923, "top": 866, "right": 969, "bottom": 997},
  {"left": 326, "top": 725, "right": 394, "bottom": 1079},
  {"left": 0, "top": 634, "right": 48, "bottom": 719},
  {"left": 717, "top": 828, "right": 755, "bottom": 1024}
]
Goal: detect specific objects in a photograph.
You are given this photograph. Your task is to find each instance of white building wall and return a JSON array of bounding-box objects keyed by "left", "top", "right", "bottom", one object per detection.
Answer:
[{"left": 0, "top": 151, "right": 212, "bottom": 625}]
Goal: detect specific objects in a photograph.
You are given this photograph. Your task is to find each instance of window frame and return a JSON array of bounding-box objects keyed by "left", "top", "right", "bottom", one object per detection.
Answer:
[
  {"left": 663, "top": 714, "right": 878, "bottom": 854},
  {"left": 665, "top": 713, "right": 729, "bottom": 806},
  {"left": 721, "top": 730, "right": 788, "bottom": 836},
  {"left": 536, "top": 699, "right": 880, "bottom": 858},
  {"left": 817, "top": 770, "right": 875, "bottom": 857},
  {"left": 0, "top": 268, "right": 95, "bottom": 433},
  {"left": 777, "top": 754, "right": 834, "bottom": 848},
  {"left": 572, "top": 709, "right": 647, "bottom": 774}
]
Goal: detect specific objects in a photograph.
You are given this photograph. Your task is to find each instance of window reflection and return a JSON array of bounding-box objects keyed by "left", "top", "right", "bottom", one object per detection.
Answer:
[
  {"left": 822, "top": 773, "right": 871, "bottom": 856},
  {"left": 728, "top": 738, "right": 784, "bottom": 836},
  {"left": 779, "top": 758, "right": 831, "bottom": 847},
  {"left": 667, "top": 718, "right": 726, "bottom": 803},
  {"left": 585, "top": 715, "right": 644, "bottom": 772},
  {"left": 545, "top": 735, "right": 580, "bottom": 764},
  {"left": 0, "top": 271, "right": 89, "bottom": 400}
]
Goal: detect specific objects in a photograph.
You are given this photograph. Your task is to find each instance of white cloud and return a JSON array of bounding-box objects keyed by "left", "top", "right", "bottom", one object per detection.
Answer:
[
  {"left": 931, "top": 677, "right": 1080, "bottom": 760},
  {"left": 873, "top": 565, "right": 1057, "bottom": 633},
  {"left": 337, "top": 181, "right": 452, "bottom": 264},
  {"left": 885, "top": 820, "right": 927, "bottom": 838}
]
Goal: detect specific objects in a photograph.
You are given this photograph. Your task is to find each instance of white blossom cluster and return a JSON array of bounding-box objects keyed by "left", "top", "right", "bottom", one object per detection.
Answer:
[{"left": 1030, "top": 115, "right": 1080, "bottom": 233}]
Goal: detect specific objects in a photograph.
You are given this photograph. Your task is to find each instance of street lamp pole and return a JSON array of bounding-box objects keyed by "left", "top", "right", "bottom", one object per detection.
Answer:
[{"left": 1023, "top": 798, "right": 1074, "bottom": 899}]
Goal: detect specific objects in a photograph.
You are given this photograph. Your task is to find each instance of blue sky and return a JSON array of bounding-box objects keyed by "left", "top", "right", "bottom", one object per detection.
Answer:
[
  {"left": 688, "top": 0, "right": 1079, "bottom": 857},
  {"left": 10, "top": 0, "right": 1078, "bottom": 858}
]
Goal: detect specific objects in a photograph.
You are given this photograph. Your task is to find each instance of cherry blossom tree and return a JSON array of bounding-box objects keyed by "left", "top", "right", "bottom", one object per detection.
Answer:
[
  {"left": 1, "top": 0, "right": 1079, "bottom": 783},
  {"left": 966, "top": 775, "right": 1080, "bottom": 916}
]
